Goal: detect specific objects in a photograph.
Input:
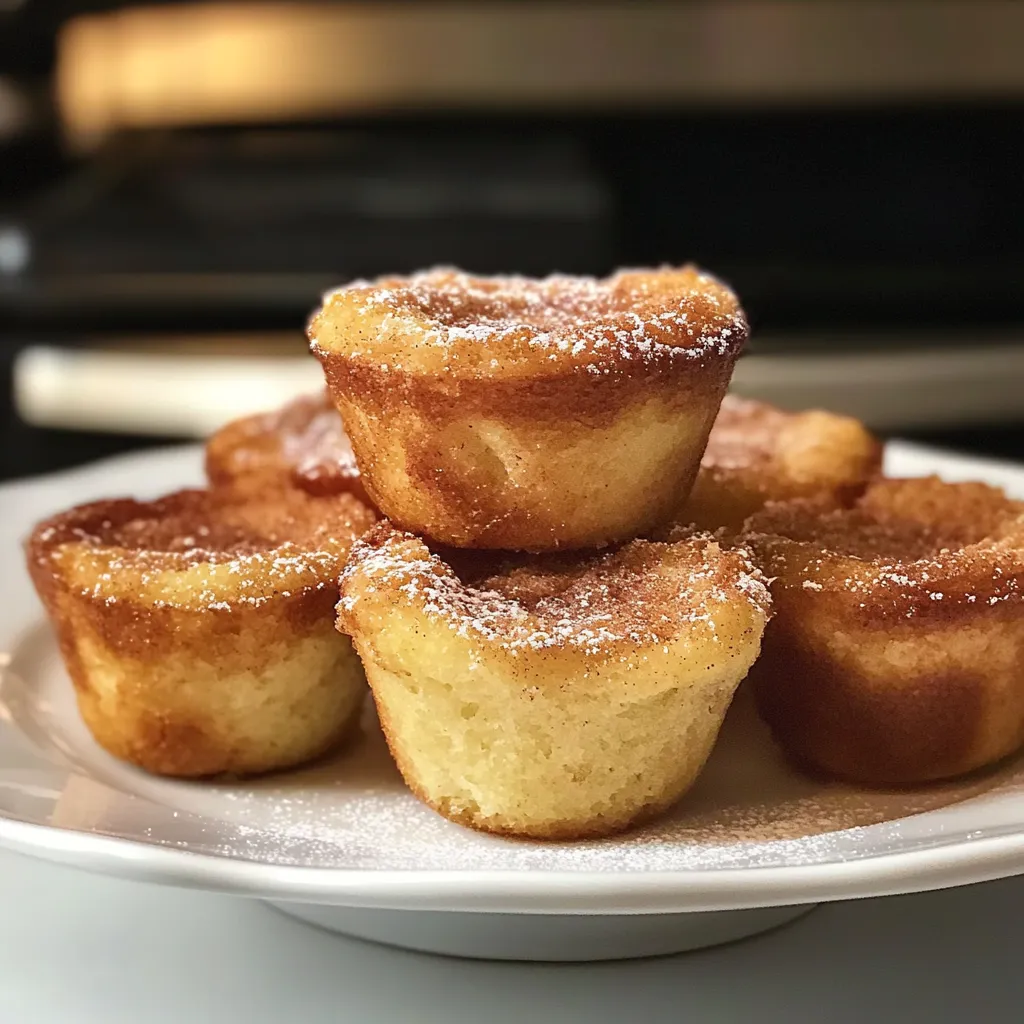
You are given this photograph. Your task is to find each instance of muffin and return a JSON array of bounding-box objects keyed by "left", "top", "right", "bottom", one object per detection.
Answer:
[
  {"left": 338, "top": 523, "right": 771, "bottom": 838},
  {"left": 744, "top": 477, "right": 1024, "bottom": 785},
  {"left": 677, "top": 396, "right": 881, "bottom": 531},
  {"left": 310, "top": 266, "right": 747, "bottom": 550},
  {"left": 28, "top": 487, "right": 377, "bottom": 777},
  {"left": 205, "top": 390, "right": 368, "bottom": 503}
]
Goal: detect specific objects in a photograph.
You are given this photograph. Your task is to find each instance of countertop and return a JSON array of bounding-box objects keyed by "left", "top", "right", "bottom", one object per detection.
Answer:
[{"left": 2, "top": 850, "right": 1021, "bottom": 1023}]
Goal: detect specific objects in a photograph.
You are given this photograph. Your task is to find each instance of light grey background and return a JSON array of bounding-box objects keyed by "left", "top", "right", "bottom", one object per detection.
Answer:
[{"left": 1, "top": 850, "right": 1019, "bottom": 1023}]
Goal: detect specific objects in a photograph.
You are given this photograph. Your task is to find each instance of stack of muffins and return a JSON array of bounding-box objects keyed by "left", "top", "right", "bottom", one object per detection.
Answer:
[{"left": 27, "top": 266, "right": 1024, "bottom": 840}]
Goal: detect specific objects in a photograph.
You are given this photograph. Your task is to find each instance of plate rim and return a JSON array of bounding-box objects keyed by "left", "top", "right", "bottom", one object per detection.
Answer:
[
  {"left": 2, "top": 809, "right": 1024, "bottom": 914},
  {"left": 4, "top": 440, "right": 1024, "bottom": 915}
]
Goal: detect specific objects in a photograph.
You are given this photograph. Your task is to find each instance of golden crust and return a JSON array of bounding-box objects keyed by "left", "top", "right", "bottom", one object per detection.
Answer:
[
  {"left": 310, "top": 266, "right": 747, "bottom": 550},
  {"left": 310, "top": 265, "right": 747, "bottom": 379},
  {"left": 205, "top": 391, "right": 369, "bottom": 503},
  {"left": 28, "top": 488, "right": 377, "bottom": 777},
  {"left": 678, "top": 396, "right": 882, "bottom": 530},
  {"left": 743, "top": 477, "right": 1024, "bottom": 785},
  {"left": 338, "top": 522, "right": 770, "bottom": 838}
]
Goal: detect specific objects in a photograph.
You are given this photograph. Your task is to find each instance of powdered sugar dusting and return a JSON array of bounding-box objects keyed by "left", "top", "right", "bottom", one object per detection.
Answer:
[
  {"left": 745, "top": 477, "right": 1024, "bottom": 619},
  {"left": 14, "top": 436, "right": 1024, "bottom": 887},
  {"left": 312, "top": 266, "right": 747, "bottom": 375},
  {"left": 30, "top": 488, "right": 377, "bottom": 612},
  {"left": 339, "top": 526, "right": 770, "bottom": 655}
]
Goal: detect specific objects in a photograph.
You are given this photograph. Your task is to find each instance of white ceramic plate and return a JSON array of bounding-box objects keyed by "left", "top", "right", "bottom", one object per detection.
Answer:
[{"left": 3, "top": 442, "right": 1024, "bottom": 960}]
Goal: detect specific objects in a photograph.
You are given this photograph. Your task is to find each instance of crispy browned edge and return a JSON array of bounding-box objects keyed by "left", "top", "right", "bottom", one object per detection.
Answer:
[
  {"left": 682, "top": 397, "right": 884, "bottom": 531},
  {"left": 317, "top": 341, "right": 739, "bottom": 426},
  {"left": 317, "top": 356, "right": 736, "bottom": 550},
  {"left": 745, "top": 480, "right": 1024, "bottom": 785},
  {"left": 204, "top": 392, "right": 373, "bottom": 505},
  {"left": 750, "top": 610, "right": 1019, "bottom": 786},
  {"left": 25, "top": 492, "right": 371, "bottom": 776}
]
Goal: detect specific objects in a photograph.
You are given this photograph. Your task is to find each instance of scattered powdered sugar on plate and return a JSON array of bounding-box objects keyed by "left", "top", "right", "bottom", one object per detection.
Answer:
[{"left": 41, "top": 690, "right": 1019, "bottom": 874}]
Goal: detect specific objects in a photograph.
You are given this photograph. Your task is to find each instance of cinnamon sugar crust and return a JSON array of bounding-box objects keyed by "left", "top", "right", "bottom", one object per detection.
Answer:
[
  {"left": 28, "top": 488, "right": 377, "bottom": 777},
  {"left": 747, "top": 477, "right": 1024, "bottom": 625},
  {"left": 29, "top": 488, "right": 376, "bottom": 615},
  {"left": 310, "top": 265, "right": 746, "bottom": 380},
  {"left": 205, "top": 391, "right": 368, "bottom": 503},
  {"left": 340, "top": 524, "right": 769, "bottom": 659},
  {"left": 677, "top": 396, "right": 882, "bottom": 531},
  {"left": 744, "top": 477, "right": 1024, "bottom": 785}
]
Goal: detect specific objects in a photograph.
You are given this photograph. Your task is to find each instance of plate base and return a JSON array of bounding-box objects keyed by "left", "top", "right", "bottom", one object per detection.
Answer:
[{"left": 266, "top": 902, "right": 817, "bottom": 961}]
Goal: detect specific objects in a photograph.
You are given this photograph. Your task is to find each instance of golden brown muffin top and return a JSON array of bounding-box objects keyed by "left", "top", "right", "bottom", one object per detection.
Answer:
[
  {"left": 28, "top": 488, "right": 377, "bottom": 612},
  {"left": 339, "top": 522, "right": 770, "bottom": 656},
  {"left": 744, "top": 477, "right": 1024, "bottom": 624},
  {"left": 205, "top": 392, "right": 367, "bottom": 501},
  {"left": 309, "top": 265, "right": 747, "bottom": 380},
  {"left": 702, "top": 395, "right": 881, "bottom": 486},
  {"left": 701, "top": 396, "right": 795, "bottom": 472}
]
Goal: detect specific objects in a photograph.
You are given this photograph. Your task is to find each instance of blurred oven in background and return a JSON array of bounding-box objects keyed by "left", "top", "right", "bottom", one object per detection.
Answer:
[{"left": 1, "top": 1, "right": 1023, "bottom": 479}]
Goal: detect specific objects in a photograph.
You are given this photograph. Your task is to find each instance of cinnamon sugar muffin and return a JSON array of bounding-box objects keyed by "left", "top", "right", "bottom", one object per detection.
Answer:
[
  {"left": 745, "top": 477, "right": 1024, "bottom": 785},
  {"left": 310, "top": 266, "right": 747, "bottom": 550},
  {"left": 678, "top": 396, "right": 881, "bottom": 530},
  {"left": 205, "top": 391, "right": 369, "bottom": 503},
  {"left": 28, "top": 488, "right": 377, "bottom": 777},
  {"left": 338, "top": 523, "right": 771, "bottom": 838}
]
